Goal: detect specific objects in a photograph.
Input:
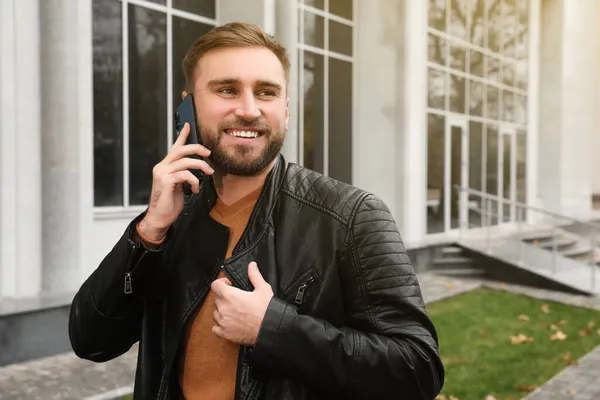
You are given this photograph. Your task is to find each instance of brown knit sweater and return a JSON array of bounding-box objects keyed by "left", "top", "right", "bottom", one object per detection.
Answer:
[{"left": 178, "top": 187, "right": 262, "bottom": 399}]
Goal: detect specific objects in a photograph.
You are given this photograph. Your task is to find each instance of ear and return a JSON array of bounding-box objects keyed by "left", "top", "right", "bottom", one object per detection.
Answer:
[
  {"left": 181, "top": 90, "right": 188, "bottom": 100},
  {"left": 285, "top": 97, "right": 290, "bottom": 131}
]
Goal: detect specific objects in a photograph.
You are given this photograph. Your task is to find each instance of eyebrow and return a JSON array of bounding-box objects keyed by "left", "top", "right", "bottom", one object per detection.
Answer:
[{"left": 207, "top": 78, "right": 283, "bottom": 92}]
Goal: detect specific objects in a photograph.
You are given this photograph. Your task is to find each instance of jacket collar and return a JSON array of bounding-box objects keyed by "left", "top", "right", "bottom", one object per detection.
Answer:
[{"left": 197, "top": 153, "right": 288, "bottom": 255}]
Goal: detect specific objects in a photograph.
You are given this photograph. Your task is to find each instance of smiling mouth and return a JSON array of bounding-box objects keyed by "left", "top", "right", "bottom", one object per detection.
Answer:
[{"left": 224, "top": 129, "right": 262, "bottom": 139}]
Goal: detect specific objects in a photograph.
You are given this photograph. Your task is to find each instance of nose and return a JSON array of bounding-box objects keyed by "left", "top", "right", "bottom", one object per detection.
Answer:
[{"left": 234, "top": 91, "right": 261, "bottom": 120}]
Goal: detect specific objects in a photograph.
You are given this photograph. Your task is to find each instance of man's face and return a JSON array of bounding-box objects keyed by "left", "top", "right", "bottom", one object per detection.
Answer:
[{"left": 190, "top": 46, "right": 289, "bottom": 176}]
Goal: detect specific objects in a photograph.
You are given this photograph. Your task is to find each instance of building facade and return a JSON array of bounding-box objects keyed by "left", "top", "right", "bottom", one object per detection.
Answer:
[{"left": 0, "top": 0, "right": 599, "bottom": 300}]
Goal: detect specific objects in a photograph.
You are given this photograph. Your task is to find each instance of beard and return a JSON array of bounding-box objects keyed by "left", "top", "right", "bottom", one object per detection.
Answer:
[{"left": 199, "top": 118, "right": 285, "bottom": 176}]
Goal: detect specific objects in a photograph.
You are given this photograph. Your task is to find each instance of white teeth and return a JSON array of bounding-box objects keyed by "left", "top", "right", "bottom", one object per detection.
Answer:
[{"left": 228, "top": 130, "right": 258, "bottom": 138}]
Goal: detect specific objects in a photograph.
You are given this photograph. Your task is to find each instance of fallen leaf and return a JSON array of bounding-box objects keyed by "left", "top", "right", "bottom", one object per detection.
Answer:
[
  {"left": 518, "top": 314, "right": 530, "bottom": 321},
  {"left": 550, "top": 324, "right": 558, "bottom": 331},
  {"left": 563, "top": 353, "right": 572, "bottom": 361},
  {"left": 541, "top": 304, "right": 550, "bottom": 313},
  {"left": 568, "top": 360, "right": 579, "bottom": 365},
  {"left": 484, "top": 396, "right": 497, "bottom": 400},
  {"left": 540, "top": 322, "right": 548, "bottom": 328},
  {"left": 550, "top": 330, "right": 567, "bottom": 341},
  {"left": 510, "top": 333, "right": 534, "bottom": 344},
  {"left": 567, "top": 389, "right": 577, "bottom": 395},
  {"left": 518, "top": 385, "right": 538, "bottom": 392},
  {"left": 444, "top": 283, "right": 454, "bottom": 290},
  {"left": 435, "top": 395, "right": 447, "bottom": 400},
  {"left": 580, "top": 327, "right": 591, "bottom": 336},
  {"left": 480, "top": 328, "right": 486, "bottom": 336},
  {"left": 449, "top": 396, "right": 459, "bottom": 400},
  {"left": 597, "top": 328, "right": 600, "bottom": 336},
  {"left": 587, "top": 321, "right": 595, "bottom": 328},
  {"left": 556, "top": 320, "right": 568, "bottom": 326}
]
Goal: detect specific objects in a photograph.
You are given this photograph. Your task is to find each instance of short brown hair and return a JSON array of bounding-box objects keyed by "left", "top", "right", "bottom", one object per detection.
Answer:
[{"left": 182, "top": 22, "right": 291, "bottom": 92}]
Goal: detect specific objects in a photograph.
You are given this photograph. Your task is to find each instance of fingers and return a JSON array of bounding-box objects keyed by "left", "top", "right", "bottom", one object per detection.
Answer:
[
  {"left": 170, "top": 170, "right": 201, "bottom": 194},
  {"left": 169, "top": 143, "right": 212, "bottom": 161},
  {"left": 167, "top": 157, "right": 215, "bottom": 176},
  {"left": 211, "top": 277, "right": 233, "bottom": 295},
  {"left": 173, "top": 122, "right": 190, "bottom": 146}
]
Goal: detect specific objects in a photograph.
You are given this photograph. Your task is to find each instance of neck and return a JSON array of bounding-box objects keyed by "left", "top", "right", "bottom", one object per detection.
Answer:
[{"left": 213, "top": 159, "right": 276, "bottom": 206}]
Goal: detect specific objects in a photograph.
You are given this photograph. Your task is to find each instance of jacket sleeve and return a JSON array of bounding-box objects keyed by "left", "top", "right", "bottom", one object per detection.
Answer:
[
  {"left": 248, "top": 194, "right": 445, "bottom": 399},
  {"left": 68, "top": 211, "right": 169, "bottom": 363}
]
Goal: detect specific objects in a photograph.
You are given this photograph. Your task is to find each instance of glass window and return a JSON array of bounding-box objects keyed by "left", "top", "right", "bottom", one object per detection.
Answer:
[
  {"left": 93, "top": 0, "right": 124, "bottom": 207},
  {"left": 298, "top": 0, "right": 354, "bottom": 182},
  {"left": 92, "top": 0, "right": 217, "bottom": 207}
]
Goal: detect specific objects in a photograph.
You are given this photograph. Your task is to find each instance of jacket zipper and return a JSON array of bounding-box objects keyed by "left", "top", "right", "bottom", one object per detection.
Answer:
[
  {"left": 294, "top": 276, "right": 315, "bottom": 305},
  {"left": 123, "top": 246, "right": 148, "bottom": 295}
]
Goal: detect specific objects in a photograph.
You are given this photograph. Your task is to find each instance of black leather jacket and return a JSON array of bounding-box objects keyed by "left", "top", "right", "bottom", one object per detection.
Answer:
[{"left": 69, "top": 154, "right": 444, "bottom": 399}]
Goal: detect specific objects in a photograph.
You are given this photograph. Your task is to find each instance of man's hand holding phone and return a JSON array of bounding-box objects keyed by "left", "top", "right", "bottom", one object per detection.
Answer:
[{"left": 137, "top": 122, "right": 214, "bottom": 243}]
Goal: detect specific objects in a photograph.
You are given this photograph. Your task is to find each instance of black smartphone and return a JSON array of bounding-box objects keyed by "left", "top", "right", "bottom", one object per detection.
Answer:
[{"left": 174, "top": 93, "right": 205, "bottom": 195}]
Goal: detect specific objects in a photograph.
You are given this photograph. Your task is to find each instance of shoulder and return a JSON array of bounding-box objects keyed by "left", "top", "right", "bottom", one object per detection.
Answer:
[{"left": 281, "top": 163, "right": 383, "bottom": 225}]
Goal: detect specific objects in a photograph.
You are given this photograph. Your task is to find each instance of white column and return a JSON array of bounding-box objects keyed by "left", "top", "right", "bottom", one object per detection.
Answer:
[
  {"left": 275, "top": 0, "right": 299, "bottom": 164},
  {"left": 538, "top": 0, "right": 599, "bottom": 217},
  {"left": 0, "top": 0, "right": 43, "bottom": 298},
  {"left": 396, "top": 0, "right": 428, "bottom": 243},
  {"left": 526, "top": 0, "right": 541, "bottom": 213},
  {"left": 39, "top": 0, "right": 94, "bottom": 293},
  {"left": 353, "top": 0, "right": 403, "bottom": 217}
]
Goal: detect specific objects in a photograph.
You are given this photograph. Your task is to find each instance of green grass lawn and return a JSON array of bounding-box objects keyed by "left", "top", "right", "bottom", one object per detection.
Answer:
[{"left": 428, "top": 288, "right": 600, "bottom": 400}]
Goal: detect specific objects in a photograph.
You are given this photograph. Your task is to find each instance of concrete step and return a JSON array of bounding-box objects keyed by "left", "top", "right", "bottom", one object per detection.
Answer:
[
  {"left": 433, "top": 268, "right": 486, "bottom": 278},
  {"left": 537, "top": 237, "right": 579, "bottom": 251},
  {"left": 520, "top": 230, "right": 556, "bottom": 242},
  {"left": 431, "top": 256, "right": 473, "bottom": 271}
]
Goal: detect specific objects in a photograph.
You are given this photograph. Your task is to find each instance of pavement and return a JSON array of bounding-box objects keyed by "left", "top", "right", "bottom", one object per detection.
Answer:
[{"left": 1, "top": 272, "right": 600, "bottom": 399}]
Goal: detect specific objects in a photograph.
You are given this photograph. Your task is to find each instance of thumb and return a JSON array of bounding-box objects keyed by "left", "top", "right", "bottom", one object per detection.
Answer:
[{"left": 248, "top": 261, "right": 267, "bottom": 290}]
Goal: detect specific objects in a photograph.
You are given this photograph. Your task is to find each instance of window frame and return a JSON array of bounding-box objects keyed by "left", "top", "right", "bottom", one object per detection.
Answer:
[
  {"left": 93, "top": 0, "right": 218, "bottom": 215},
  {"left": 297, "top": 0, "right": 357, "bottom": 180}
]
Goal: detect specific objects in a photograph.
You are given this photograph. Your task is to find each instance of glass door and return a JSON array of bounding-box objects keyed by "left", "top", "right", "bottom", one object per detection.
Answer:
[{"left": 444, "top": 118, "right": 469, "bottom": 232}]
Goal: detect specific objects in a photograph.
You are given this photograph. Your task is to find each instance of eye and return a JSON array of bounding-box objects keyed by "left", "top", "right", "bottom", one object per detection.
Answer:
[
  {"left": 257, "top": 90, "right": 277, "bottom": 98},
  {"left": 218, "top": 87, "right": 237, "bottom": 96}
]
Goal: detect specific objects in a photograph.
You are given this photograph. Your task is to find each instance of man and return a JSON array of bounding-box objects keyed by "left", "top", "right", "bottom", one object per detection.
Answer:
[{"left": 69, "top": 22, "right": 444, "bottom": 400}]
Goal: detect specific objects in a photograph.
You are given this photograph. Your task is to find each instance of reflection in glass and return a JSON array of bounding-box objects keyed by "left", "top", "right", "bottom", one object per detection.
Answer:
[
  {"left": 128, "top": 4, "right": 167, "bottom": 206},
  {"left": 502, "top": 133, "right": 512, "bottom": 222},
  {"left": 502, "top": 61, "right": 515, "bottom": 87},
  {"left": 329, "top": 0, "right": 353, "bottom": 20},
  {"left": 514, "top": 94, "right": 527, "bottom": 125},
  {"left": 173, "top": 0, "right": 216, "bottom": 18},
  {"left": 428, "top": 68, "right": 446, "bottom": 109},
  {"left": 304, "top": 11, "right": 324, "bottom": 48},
  {"left": 428, "top": 0, "right": 446, "bottom": 32},
  {"left": 329, "top": 20, "right": 352, "bottom": 56},
  {"left": 516, "top": 131, "right": 527, "bottom": 203},
  {"left": 470, "top": 50, "right": 485, "bottom": 77},
  {"left": 428, "top": 34, "right": 447, "bottom": 65},
  {"left": 427, "top": 114, "right": 445, "bottom": 234},
  {"left": 469, "top": 121, "right": 484, "bottom": 226},
  {"left": 471, "top": 0, "right": 485, "bottom": 46},
  {"left": 328, "top": 59, "right": 352, "bottom": 183},
  {"left": 486, "top": 86, "right": 499, "bottom": 119},
  {"left": 449, "top": 0, "right": 468, "bottom": 40},
  {"left": 487, "top": 55, "right": 500, "bottom": 82},
  {"left": 486, "top": 125, "right": 499, "bottom": 224},
  {"left": 487, "top": 0, "right": 502, "bottom": 53},
  {"left": 502, "top": 90, "right": 514, "bottom": 122},
  {"left": 470, "top": 80, "right": 484, "bottom": 117},
  {"left": 172, "top": 16, "right": 213, "bottom": 123},
  {"left": 450, "top": 125, "right": 464, "bottom": 229},
  {"left": 93, "top": 0, "right": 123, "bottom": 207},
  {"left": 449, "top": 74, "right": 466, "bottom": 114},
  {"left": 302, "top": 51, "right": 325, "bottom": 173},
  {"left": 450, "top": 43, "right": 467, "bottom": 72}
]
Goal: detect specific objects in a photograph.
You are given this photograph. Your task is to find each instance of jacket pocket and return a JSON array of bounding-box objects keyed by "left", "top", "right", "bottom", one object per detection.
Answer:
[{"left": 282, "top": 268, "right": 318, "bottom": 308}]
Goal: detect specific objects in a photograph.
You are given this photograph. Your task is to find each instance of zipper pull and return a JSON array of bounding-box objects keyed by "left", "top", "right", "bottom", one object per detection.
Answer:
[
  {"left": 124, "top": 272, "right": 133, "bottom": 294},
  {"left": 294, "top": 277, "right": 315, "bottom": 305}
]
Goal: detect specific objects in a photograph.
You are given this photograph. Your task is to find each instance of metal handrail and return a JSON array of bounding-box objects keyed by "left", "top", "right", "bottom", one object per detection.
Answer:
[
  {"left": 452, "top": 185, "right": 598, "bottom": 293},
  {"left": 453, "top": 185, "right": 600, "bottom": 232}
]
